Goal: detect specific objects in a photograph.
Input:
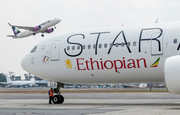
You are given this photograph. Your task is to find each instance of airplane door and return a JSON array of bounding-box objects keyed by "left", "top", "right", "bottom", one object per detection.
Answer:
[
  {"left": 50, "top": 41, "right": 61, "bottom": 61},
  {"left": 151, "top": 32, "right": 163, "bottom": 55}
]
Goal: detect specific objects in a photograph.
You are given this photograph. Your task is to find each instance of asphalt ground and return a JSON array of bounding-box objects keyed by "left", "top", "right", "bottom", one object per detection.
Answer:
[{"left": 0, "top": 93, "right": 180, "bottom": 115}]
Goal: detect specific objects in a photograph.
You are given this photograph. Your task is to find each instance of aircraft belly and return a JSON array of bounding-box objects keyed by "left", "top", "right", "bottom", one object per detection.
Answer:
[
  {"left": 18, "top": 31, "right": 33, "bottom": 38},
  {"left": 64, "top": 70, "right": 143, "bottom": 84},
  {"left": 42, "top": 68, "right": 163, "bottom": 84}
]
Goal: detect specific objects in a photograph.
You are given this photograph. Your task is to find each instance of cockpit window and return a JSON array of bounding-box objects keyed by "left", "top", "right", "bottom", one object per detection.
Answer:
[{"left": 31, "top": 46, "right": 37, "bottom": 53}]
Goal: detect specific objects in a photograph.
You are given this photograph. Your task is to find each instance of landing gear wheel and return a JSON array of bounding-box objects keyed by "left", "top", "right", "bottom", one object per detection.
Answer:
[
  {"left": 59, "top": 95, "right": 64, "bottom": 104},
  {"left": 52, "top": 95, "right": 59, "bottom": 104},
  {"left": 41, "top": 34, "right": 44, "bottom": 37},
  {"left": 52, "top": 82, "right": 64, "bottom": 104},
  {"left": 52, "top": 95, "right": 64, "bottom": 104},
  {"left": 33, "top": 33, "right": 36, "bottom": 35}
]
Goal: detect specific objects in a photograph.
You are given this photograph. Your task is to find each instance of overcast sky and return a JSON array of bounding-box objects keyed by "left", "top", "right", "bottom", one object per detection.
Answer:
[{"left": 1, "top": 0, "right": 180, "bottom": 78}]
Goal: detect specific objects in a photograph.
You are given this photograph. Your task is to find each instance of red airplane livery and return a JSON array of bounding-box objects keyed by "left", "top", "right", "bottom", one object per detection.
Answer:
[{"left": 76, "top": 57, "right": 147, "bottom": 72}]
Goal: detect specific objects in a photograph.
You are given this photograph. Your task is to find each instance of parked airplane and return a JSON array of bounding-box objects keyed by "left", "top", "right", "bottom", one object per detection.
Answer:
[
  {"left": 7, "top": 18, "right": 61, "bottom": 38},
  {"left": 21, "top": 21, "right": 180, "bottom": 104},
  {"left": 138, "top": 83, "right": 148, "bottom": 88},
  {"left": 0, "top": 74, "right": 36, "bottom": 87}
]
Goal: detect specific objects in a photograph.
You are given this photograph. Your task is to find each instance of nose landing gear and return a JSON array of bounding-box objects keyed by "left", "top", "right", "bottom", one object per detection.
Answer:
[{"left": 52, "top": 82, "right": 64, "bottom": 104}]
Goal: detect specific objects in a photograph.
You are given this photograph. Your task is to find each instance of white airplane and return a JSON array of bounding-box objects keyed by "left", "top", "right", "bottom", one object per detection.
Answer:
[
  {"left": 21, "top": 21, "right": 180, "bottom": 104},
  {"left": 0, "top": 74, "right": 36, "bottom": 87},
  {"left": 7, "top": 18, "right": 61, "bottom": 38}
]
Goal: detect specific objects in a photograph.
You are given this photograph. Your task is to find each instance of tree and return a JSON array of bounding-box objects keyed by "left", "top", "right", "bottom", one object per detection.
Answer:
[
  {"left": 8, "top": 71, "right": 15, "bottom": 76},
  {"left": 0, "top": 73, "right": 6, "bottom": 82},
  {"left": 0, "top": 73, "right": 7, "bottom": 87},
  {"left": 34, "top": 76, "right": 43, "bottom": 80},
  {"left": 9, "top": 71, "right": 16, "bottom": 81},
  {"left": 24, "top": 73, "right": 33, "bottom": 81}
]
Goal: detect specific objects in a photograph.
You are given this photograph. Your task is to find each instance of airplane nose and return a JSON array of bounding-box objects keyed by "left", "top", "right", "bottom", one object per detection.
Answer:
[
  {"left": 58, "top": 19, "right": 61, "bottom": 23},
  {"left": 21, "top": 56, "right": 26, "bottom": 71}
]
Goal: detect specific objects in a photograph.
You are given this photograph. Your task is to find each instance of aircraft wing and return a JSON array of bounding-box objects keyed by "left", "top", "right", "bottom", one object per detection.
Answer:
[
  {"left": 8, "top": 23, "right": 37, "bottom": 31},
  {"left": 0, "top": 82, "right": 10, "bottom": 85},
  {"left": 10, "top": 25, "right": 35, "bottom": 31},
  {"left": 7, "top": 35, "right": 16, "bottom": 37}
]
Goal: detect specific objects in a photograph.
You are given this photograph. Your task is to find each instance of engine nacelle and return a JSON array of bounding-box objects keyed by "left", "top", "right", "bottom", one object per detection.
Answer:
[
  {"left": 34, "top": 25, "right": 41, "bottom": 31},
  {"left": 164, "top": 55, "right": 180, "bottom": 94},
  {"left": 46, "top": 28, "right": 54, "bottom": 33}
]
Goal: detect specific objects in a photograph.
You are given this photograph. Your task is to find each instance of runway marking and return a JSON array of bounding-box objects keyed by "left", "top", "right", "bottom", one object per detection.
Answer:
[{"left": 14, "top": 112, "right": 35, "bottom": 114}]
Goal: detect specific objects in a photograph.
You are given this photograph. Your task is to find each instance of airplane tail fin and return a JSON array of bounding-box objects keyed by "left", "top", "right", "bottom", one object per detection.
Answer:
[
  {"left": 5, "top": 74, "right": 12, "bottom": 83},
  {"left": 8, "top": 23, "right": 21, "bottom": 35}
]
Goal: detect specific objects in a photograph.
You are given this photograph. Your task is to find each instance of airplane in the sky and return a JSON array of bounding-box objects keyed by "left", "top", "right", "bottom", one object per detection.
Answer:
[
  {"left": 21, "top": 21, "right": 180, "bottom": 104},
  {"left": 0, "top": 74, "right": 36, "bottom": 87},
  {"left": 7, "top": 18, "right": 61, "bottom": 38}
]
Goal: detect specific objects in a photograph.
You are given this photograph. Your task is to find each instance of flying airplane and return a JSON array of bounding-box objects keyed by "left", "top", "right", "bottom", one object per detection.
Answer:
[
  {"left": 21, "top": 21, "right": 180, "bottom": 104},
  {"left": 0, "top": 74, "right": 36, "bottom": 87},
  {"left": 7, "top": 18, "right": 61, "bottom": 38}
]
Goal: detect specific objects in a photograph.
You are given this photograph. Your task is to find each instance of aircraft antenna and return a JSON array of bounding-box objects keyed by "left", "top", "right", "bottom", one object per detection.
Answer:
[{"left": 155, "top": 19, "right": 159, "bottom": 23}]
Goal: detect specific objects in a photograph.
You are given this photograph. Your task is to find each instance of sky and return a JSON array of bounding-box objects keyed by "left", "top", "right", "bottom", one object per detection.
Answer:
[{"left": 1, "top": 0, "right": 180, "bottom": 78}]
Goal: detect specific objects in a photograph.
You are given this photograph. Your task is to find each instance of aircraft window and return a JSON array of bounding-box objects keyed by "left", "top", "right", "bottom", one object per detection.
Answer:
[
  {"left": 127, "top": 42, "right": 130, "bottom": 46},
  {"left": 93, "top": 44, "right": 96, "bottom": 49},
  {"left": 67, "top": 46, "right": 70, "bottom": 50},
  {"left": 110, "top": 43, "right": 113, "bottom": 47},
  {"left": 72, "top": 46, "right": 75, "bottom": 50},
  {"left": 121, "top": 43, "right": 125, "bottom": 47},
  {"left": 133, "top": 41, "right": 136, "bottom": 46},
  {"left": 104, "top": 43, "right": 107, "bottom": 48},
  {"left": 174, "top": 39, "right": 177, "bottom": 44},
  {"left": 83, "top": 45, "right": 85, "bottom": 49},
  {"left": 30, "top": 46, "right": 37, "bottom": 53},
  {"left": 115, "top": 43, "right": 119, "bottom": 47},
  {"left": 99, "top": 44, "right": 102, "bottom": 48},
  {"left": 77, "top": 46, "right": 80, "bottom": 50},
  {"left": 88, "top": 45, "right": 91, "bottom": 49}
]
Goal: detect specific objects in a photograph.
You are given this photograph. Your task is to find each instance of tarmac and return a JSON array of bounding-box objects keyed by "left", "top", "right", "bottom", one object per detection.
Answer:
[{"left": 0, "top": 93, "right": 180, "bottom": 115}]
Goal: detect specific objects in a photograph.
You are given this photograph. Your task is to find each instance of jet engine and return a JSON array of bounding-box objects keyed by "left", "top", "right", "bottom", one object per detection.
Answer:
[
  {"left": 46, "top": 28, "right": 54, "bottom": 33},
  {"left": 164, "top": 55, "right": 180, "bottom": 94},
  {"left": 34, "top": 26, "right": 41, "bottom": 31}
]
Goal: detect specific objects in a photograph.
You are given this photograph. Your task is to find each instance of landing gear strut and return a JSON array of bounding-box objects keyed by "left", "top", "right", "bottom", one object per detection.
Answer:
[{"left": 52, "top": 82, "right": 64, "bottom": 104}]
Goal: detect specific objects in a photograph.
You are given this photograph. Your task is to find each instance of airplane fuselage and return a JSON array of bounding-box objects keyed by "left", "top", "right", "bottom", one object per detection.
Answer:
[
  {"left": 16, "top": 30, "right": 33, "bottom": 38},
  {"left": 21, "top": 22, "right": 180, "bottom": 84},
  {"left": 12, "top": 18, "right": 60, "bottom": 38},
  {"left": 9, "top": 81, "right": 35, "bottom": 86}
]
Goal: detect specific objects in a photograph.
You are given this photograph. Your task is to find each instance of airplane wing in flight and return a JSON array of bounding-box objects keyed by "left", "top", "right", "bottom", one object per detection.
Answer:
[
  {"left": 7, "top": 35, "right": 16, "bottom": 37},
  {"left": 8, "top": 23, "right": 41, "bottom": 32}
]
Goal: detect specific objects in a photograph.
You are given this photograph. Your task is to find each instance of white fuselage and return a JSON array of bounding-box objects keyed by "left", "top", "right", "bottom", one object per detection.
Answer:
[
  {"left": 16, "top": 30, "right": 33, "bottom": 38},
  {"left": 9, "top": 81, "right": 35, "bottom": 86},
  {"left": 21, "top": 22, "right": 180, "bottom": 84}
]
